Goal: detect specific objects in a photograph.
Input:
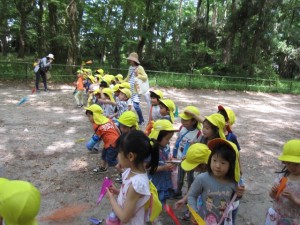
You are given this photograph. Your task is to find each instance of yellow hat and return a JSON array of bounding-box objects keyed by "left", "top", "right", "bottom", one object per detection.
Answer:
[
  {"left": 84, "top": 104, "right": 109, "bottom": 125},
  {"left": 102, "top": 88, "right": 115, "bottom": 102},
  {"left": 96, "top": 69, "right": 104, "bottom": 75},
  {"left": 159, "top": 99, "right": 175, "bottom": 123},
  {"left": 278, "top": 139, "right": 300, "bottom": 163},
  {"left": 207, "top": 138, "right": 240, "bottom": 182},
  {"left": 102, "top": 76, "right": 111, "bottom": 86},
  {"left": 218, "top": 105, "right": 236, "bottom": 132},
  {"left": 93, "top": 88, "right": 101, "bottom": 95},
  {"left": 0, "top": 179, "right": 41, "bottom": 225},
  {"left": 205, "top": 113, "right": 226, "bottom": 139},
  {"left": 120, "top": 82, "right": 131, "bottom": 89},
  {"left": 87, "top": 75, "right": 95, "bottom": 83},
  {"left": 120, "top": 88, "right": 132, "bottom": 99},
  {"left": 95, "top": 74, "right": 102, "bottom": 79},
  {"left": 113, "top": 84, "right": 121, "bottom": 92},
  {"left": 118, "top": 111, "right": 140, "bottom": 130},
  {"left": 149, "top": 119, "right": 178, "bottom": 140},
  {"left": 179, "top": 106, "right": 202, "bottom": 130},
  {"left": 181, "top": 143, "right": 211, "bottom": 171},
  {"left": 150, "top": 90, "right": 164, "bottom": 99},
  {"left": 115, "top": 74, "right": 123, "bottom": 82}
]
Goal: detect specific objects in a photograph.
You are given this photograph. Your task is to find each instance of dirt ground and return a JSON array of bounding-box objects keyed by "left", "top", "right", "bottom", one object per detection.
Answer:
[{"left": 0, "top": 81, "right": 299, "bottom": 225}]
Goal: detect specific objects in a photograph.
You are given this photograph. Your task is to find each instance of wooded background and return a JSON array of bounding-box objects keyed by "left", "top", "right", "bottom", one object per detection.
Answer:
[{"left": 0, "top": 0, "right": 299, "bottom": 79}]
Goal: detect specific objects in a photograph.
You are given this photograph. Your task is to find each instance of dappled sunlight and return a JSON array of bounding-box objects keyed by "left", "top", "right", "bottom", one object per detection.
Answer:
[
  {"left": 44, "top": 141, "right": 75, "bottom": 155},
  {"left": 64, "top": 127, "right": 77, "bottom": 135},
  {"left": 68, "top": 115, "right": 86, "bottom": 121},
  {"left": 0, "top": 152, "right": 15, "bottom": 161},
  {"left": 67, "top": 158, "right": 88, "bottom": 171}
]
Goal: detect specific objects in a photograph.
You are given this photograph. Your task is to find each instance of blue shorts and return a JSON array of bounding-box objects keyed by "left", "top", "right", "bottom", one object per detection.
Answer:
[{"left": 101, "top": 146, "right": 118, "bottom": 167}]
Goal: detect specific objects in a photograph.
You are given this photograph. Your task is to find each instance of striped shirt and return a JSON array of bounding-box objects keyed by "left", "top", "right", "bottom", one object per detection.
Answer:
[{"left": 128, "top": 66, "right": 140, "bottom": 103}]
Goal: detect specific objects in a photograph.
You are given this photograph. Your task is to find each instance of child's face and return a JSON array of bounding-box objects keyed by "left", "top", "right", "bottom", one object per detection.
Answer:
[
  {"left": 86, "top": 113, "right": 94, "bottom": 123},
  {"left": 202, "top": 120, "right": 216, "bottom": 140},
  {"left": 77, "top": 73, "right": 82, "bottom": 78},
  {"left": 210, "top": 153, "right": 230, "bottom": 180},
  {"left": 159, "top": 132, "right": 174, "bottom": 147},
  {"left": 117, "top": 150, "right": 130, "bottom": 169},
  {"left": 159, "top": 104, "right": 169, "bottom": 116},
  {"left": 119, "top": 124, "right": 134, "bottom": 134},
  {"left": 150, "top": 97, "right": 159, "bottom": 106},
  {"left": 284, "top": 162, "right": 300, "bottom": 176},
  {"left": 119, "top": 92, "right": 128, "bottom": 101},
  {"left": 114, "top": 91, "right": 120, "bottom": 97},
  {"left": 181, "top": 118, "right": 196, "bottom": 130}
]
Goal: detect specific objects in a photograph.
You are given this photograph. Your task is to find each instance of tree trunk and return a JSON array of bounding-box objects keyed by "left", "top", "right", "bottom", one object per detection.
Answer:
[
  {"left": 0, "top": 0, "right": 8, "bottom": 56},
  {"left": 66, "top": 0, "right": 79, "bottom": 73},
  {"left": 48, "top": 2, "right": 59, "bottom": 60},
  {"left": 37, "top": 0, "right": 45, "bottom": 56}
]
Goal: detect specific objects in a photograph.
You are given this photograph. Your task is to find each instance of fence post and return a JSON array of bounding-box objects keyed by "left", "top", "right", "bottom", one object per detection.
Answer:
[
  {"left": 289, "top": 81, "right": 293, "bottom": 93},
  {"left": 25, "top": 64, "right": 28, "bottom": 83},
  {"left": 188, "top": 74, "right": 191, "bottom": 88}
]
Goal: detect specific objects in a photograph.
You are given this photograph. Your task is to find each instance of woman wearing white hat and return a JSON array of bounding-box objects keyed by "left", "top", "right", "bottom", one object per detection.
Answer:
[
  {"left": 34, "top": 53, "right": 54, "bottom": 92},
  {"left": 124, "top": 52, "right": 149, "bottom": 125}
]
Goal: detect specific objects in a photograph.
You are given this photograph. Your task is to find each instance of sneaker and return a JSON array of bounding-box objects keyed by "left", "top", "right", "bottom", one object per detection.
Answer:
[
  {"left": 139, "top": 121, "right": 146, "bottom": 126},
  {"left": 93, "top": 166, "right": 108, "bottom": 173},
  {"left": 89, "top": 148, "right": 99, "bottom": 154}
]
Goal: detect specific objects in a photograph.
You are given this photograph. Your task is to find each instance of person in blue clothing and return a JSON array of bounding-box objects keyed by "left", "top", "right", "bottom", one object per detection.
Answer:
[{"left": 34, "top": 53, "right": 54, "bottom": 92}]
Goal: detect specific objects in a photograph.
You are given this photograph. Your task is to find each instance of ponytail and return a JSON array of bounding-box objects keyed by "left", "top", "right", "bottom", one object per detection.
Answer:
[{"left": 147, "top": 138, "right": 159, "bottom": 175}]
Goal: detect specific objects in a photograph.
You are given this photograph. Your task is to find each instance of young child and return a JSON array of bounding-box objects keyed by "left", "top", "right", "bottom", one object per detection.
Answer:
[
  {"left": 106, "top": 130, "right": 159, "bottom": 225},
  {"left": 148, "top": 120, "right": 178, "bottom": 205},
  {"left": 149, "top": 90, "right": 164, "bottom": 121},
  {"left": 201, "top": 113, "right": 226, "bottom": 144},
  {"left": 85, "top": 104, "right": 120, "bottom": 173},
  {"left": 101, "top": 88, "right": 116, "bottom": 118},
  {"left": 0, "top": 178, "right": 41, "bottom": 225},
  {"left": 74, "top": 70, "right": 84, "bottom": 107},
  {"left": 267, "top": 139, "right": 300, "bottom": 225},
  {"left": 188, "top": 138, "right": 245, "bottom": 225},
  {"left": 117, "top": 111, "right": 139, "bottom": 133},
  {"left": 173, "top": 106, "right": 203, "bottom": 199},
  {"left": 174, "top": 143, "right": 211, "bottom": 209},
  {"left": 115, "top": 74, "right": 123, "bottom": 84},
  {"left": 159, "top": 98, "right": 176, "bottom": 123}
]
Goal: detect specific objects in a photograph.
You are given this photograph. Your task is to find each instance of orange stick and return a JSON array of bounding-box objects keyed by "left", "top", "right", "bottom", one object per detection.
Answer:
[{"left": 276, "top": 177, "right": 288, "bottom": 199}]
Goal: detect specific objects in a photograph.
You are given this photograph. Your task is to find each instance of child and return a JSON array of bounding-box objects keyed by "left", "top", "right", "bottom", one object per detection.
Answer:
[
  {"left": 117, "top": 111, "right": 139, "bottom": 134},
  {"left": 188, "top": 138, "right": 245, "bottom": 225},
  {"left": 106, "top": 130, "right": 159, "bottom": 225},
  {"left": 173, "top": 106, "right": 203, "bottom": 199},
  {"left": 217, "top": 105, "right": 240, "bottom": 151},
  {"left": 74, "top": 70, "right": 84, "bottom": 107},
  {"left": 266, "top": 139, "right": 300, "bottom": 225},
  {"left": 201, "top": 113, "right": 226, "bottom": 144},
  {"left": 159, "top": 98, "right": 176, "bottom": 123},
  {"left": 174, "top": 143, "right": 211, "bottom": 210},
  {"left": 101, "top": 88, "right": 116, "bottom": 118},
  {"left": 85, "top": 104, "right": 120, "bottom": 173},
  {"left": 148, "top": 120, "right": 178, "bottom": 204},
  {"left": 0, "top": 178, "right": 41, "bottom": 225},
  {"left": 149, "top": 90, "right": 164, "bottom": 121},
  {"left": 115, "top": 74, "right": 123, "bottom": 84}
]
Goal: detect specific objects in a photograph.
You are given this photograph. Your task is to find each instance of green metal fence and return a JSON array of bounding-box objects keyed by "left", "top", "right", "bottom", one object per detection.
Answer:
[{"left": 0, "top": 60, "right": 299, "bottom": 94}]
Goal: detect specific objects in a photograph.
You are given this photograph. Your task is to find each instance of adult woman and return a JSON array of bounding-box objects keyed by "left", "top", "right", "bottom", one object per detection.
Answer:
[
  {"left": 124, "top": 52, "right": 148, "bottom": 125},
  {"left": 34, "top": 53, "right": 54, "bottom": 92}
]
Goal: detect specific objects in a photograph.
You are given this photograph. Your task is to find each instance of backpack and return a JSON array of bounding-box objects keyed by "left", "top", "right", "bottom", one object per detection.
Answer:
[{"left": 144, "top": 180, "right": 162, "bottom": 222}]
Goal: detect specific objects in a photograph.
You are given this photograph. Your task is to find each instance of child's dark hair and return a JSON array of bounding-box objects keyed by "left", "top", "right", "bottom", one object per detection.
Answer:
[
  {"left": 100, "top": 81, "right": 108, "bottom": 88},
  {"left": 157, "top": 130, "right": 173, "bottom": 143},
  {"left": 201, "top": 119, "right": 220, "bottom": 144},
  {"left": 116, "top": 130, "right": 159, "bottom": 175},
  {"left": 150, "top": 92, "right": 161, "bottom": 100},
  {"left": 158, "top": 102, "right": 168, "bottom": 111},
  {"left": 85, "top": 110, "right": 93, "bottom": 116},
  {"left": 207, "top": 145, "right": 236, "bottom": 182},
  {"left": 103, "top": 93, "right": 110, "bottom": 99}
]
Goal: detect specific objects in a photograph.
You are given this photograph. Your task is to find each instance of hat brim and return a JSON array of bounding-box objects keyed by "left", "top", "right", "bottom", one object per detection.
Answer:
[
  {"left": 126, "top": 56, "right": 140, "bottom": 64},
  {"left": 179, "top": 113, "right": 192, "bottom": 120},
  {"left": 278, "top": 155, "right": 300, "bottom": 163},
  {"left": 181, "top": 160, "right": 197, "bottom": 171}
]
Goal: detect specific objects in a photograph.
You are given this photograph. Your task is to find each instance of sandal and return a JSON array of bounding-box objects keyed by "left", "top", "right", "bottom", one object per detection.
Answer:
[{"left": 92, "top": 166, "right": 108, "bottom": 173}]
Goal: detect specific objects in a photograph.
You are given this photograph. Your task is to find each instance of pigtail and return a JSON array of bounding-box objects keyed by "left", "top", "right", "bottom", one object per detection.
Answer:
[
  {"left": 275, "top": 165, "right": 290, "bottom": 177},
  {"left": 147, "top": 138, "right": 159, "bottom": 175}
]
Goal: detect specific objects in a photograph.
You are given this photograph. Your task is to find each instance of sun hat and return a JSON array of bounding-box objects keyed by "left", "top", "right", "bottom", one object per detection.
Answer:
[
  {"left": 119, "top": 88, "right": 132, "bottom": 99},
  {"left": 0, "top": 179, "right": 41, "bottom": 225},
  {"left": 118, "top": 111, "right": 140, "bottom": 130},
  {"left": 84, "top": 104, "right": 109, "bottom": 125},
  {"left": 278, "top": 139, "right": 300, "bottom": 163},
  {"left": 47, "top": 53, "right": 54, "bottom": 60},
  {"left": 149, "top": 90, "right": 164, "bottom": 99},
  {"left": 102, "top": 88, "right": 115, "bottom": 102},
  {"left": 113, "top": 84, "right": 121, "bottom": 92},
  {"left": 96, "top": 69, "right": 104, "bottom": 75},
  {"left": 207, "top": 138, "right": 240, "bottom": 182},
  {"left": 181, "top": 143, "right": 211, "bottom": 171},
  {"left": 126, "top": 52, "right": 140, "bottom": 64},
  {"left": 119, "top": 82, "right": 131, "bottom": 89},
  {"left": 218, "top": 105, "right": 236, "bottom": 132},
  {"left": 115, "top": 74, "right": 123, "bottom": 82},
  {"left": 148, "top": 119, "right": 178, "bottom": 140},
  {"left": 205, "top": 113, "right": 226, "bottom": 139},
  {"left": 87, "top": 75, "right": 95, "bottom": 83},
  {"left": 159, "top": 99, "right": 176, "bottom": 122},
  {"left": 179, "top": 106, "right": 202, "bottom": 130},
  {"left": 102, "top": 76, "right": 111, "bottom": 86},
  {"left": 93, "top": 88, "right": 101, "bottom": 95}
]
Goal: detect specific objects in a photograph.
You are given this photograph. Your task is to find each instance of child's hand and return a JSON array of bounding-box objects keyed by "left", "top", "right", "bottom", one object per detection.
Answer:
[
  {"left": 271, "top": 183, "right": 279, "bottom": 194},
  {"left": 106, "top": 187, "right": 115, "bottom": 200},
  {"left": 108, "top": 185, "right": 119, "bottom": 195},
  {"left": 164, "top": 163, "right": 175, "bottom": 171},
  {"left": 281, "top": 191, "right": 300, "bottom": 205},
  {"left": 236, "top": 185, "right": 245, "bottom": 198},
  {"left": 174, "top": 198, "right": 186, "bottom": 209}
]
